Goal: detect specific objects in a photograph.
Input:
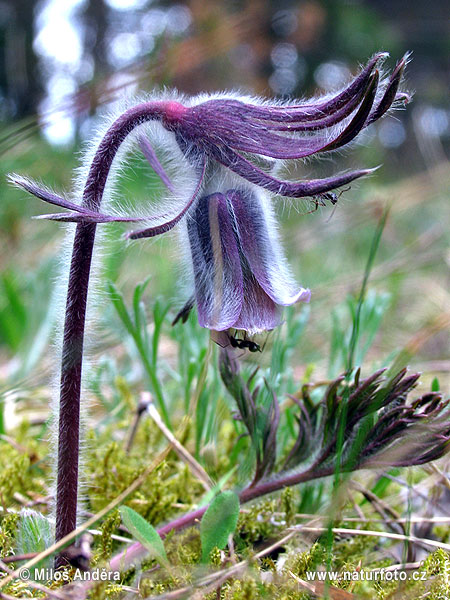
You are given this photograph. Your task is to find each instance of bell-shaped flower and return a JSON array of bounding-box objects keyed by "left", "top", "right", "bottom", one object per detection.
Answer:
[{"left": 186, "top": 187, "right": 311, "bottom": 333}]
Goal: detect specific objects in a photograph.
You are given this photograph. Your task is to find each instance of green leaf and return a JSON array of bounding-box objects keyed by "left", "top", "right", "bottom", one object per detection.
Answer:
[
  {"left": 431, "top": 377, "right": 440, "bottom": 392},
  {"left": 108, "top": 280, "right": 171, "bottom": 429},
  {"left": 107, "top": 281, "right": 135, "bottom": 337},
  {"left": 200, "top": 491, "right": 239, "bottom": 563},
  {"left": 16, "top": 509, "right": 53, "bottom": 572},
  {"left": 198, "top": 466, "right": 238, "bottom": 508},
  {"left": 119, "top": 506, "right": 168, "bottom": 567}
]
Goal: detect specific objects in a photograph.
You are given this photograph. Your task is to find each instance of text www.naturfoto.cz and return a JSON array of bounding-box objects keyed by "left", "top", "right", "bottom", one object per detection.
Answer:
[{"left": 305, "top": 569, "right": 428, "bottom": 583}]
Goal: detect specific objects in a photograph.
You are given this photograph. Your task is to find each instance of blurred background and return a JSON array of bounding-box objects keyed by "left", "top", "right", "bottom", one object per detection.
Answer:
[{"left": 0, "top": 0, "right": 449, "bottom": 394}]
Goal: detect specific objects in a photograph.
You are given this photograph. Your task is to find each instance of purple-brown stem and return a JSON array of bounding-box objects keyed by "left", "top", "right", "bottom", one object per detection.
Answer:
[
  {"left": 54, "top": 102, "right": 170, "bottom": 560},
  {"left": 106, "top": 464, "right": 335, "bottom": 573}
]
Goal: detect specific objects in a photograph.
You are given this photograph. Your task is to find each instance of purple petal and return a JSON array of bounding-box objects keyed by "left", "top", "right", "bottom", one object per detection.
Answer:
[
  {"left": 183, "top": 73, "right": 378, "bottom": 161},
  {"left": 173, "top": 57, "right": 384, "bottom": 161},
  {"left": 259, "top": 79, "right": 369, "bottom": 131},
  {"left": 210, "top": 144, "right": 375, "bottom": 198},
  {"left": 127, "top": 159, "right": 206, "bottom": 239},
  {"left": 232, "top": 269, "right": 281, "bottom": 332},
  {"left": 320, "top": 70, "right": 378, "bottom": 151},
  {"left": 8, "top": 174, "right": 88, "bottom": 213},
  {"left": 225, "top": 70, "right": 378, "bottom": 158},
  {"left": 138, "top": 135, "right": 175, "bottom": 193},
  {"left": 227, "top": 188, "right": 310, "bottom": 306},
  {"left": 367, "top": 53, "right": 409, "bottom": 124},
  {"left": 187, "top": 193, "right": 243, "bottom": 330}
]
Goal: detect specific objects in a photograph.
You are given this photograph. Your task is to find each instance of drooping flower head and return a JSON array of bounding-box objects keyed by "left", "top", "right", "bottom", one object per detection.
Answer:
[{"left": 10, "top": 52, "right": 410, "bottom": 338}]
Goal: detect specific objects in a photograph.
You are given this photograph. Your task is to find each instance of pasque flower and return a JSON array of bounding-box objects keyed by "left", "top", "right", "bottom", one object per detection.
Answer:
[
  {"left": 11, "top": 52, "right": 409, "bottom": 336},
  {"left": 8, "top": 52, "right": 409, "bottom": 551}
]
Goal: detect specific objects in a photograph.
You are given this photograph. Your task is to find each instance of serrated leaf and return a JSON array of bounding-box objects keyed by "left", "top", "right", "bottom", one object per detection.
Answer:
[
  {"left": 200, "top": 491, "right": 239, "bottom": 563},
  {"left": 119, "top": 506, "right": 168, "bottom": 567}
]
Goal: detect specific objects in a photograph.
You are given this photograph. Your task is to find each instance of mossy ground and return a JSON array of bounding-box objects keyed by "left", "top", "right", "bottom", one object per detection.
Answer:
[{"left": 1, "top": 402, "right": 450, "bottom": 599}]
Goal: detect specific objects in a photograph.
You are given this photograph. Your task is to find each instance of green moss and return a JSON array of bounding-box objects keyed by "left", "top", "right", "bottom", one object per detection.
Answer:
[
  {"left": 280, "top": 488, "right": 297, "bottom": 527},
  {"left": 222, "top": 577, "right": 262, "bottom": 600},
  {"left": 284, "top": 542, "right": 327, "bottom": 578},
  {"left": 85, "top": 430, "right": 203, "bottom": 525},
  {"left": 0, "top": 448, "right": 31, "bottom": 506},
  {"left": 139, "top": 579, "right": 167, "bottom": 596},
  {"left": 422, "top": 549, "right": 450, "bottom": 599},
  {"left": 0, "top": 512, "right": 19, "bottom": 559},
  {"left": 92, "top": 509, "right": 122, "bottom": 566},
  {"left": 332, "top": 524, "right": 383, "bottom": 571},
  {"left": 89, "top": 581, "right": 124, "bottom": 600},
  {"left": 209, "top": 546, "right": 222, "bottom": 567},
  {"left": 237, "top": 499, "right": 278, "bottom": 547},
  {"left": 165, "top": 527, "right": 202, "bottom": 566}
]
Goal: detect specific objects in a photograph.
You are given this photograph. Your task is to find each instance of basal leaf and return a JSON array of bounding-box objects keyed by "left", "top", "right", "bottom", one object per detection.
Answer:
[
  {"left": 200, "top": 491, "right": 239, "bottom": 563},
  {"left": 119, "top": 506, "right": 168, "bottom": 567}
]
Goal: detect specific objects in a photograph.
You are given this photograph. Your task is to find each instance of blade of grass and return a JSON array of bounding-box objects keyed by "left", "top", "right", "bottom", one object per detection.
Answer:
[
  {"left": 293, "top": 525, "right": 450, "bottom": 552},
  {"left": 107, "top": 280, "right": 171, "bottom": 429},
  {"left": 347, "top": 208, "right": 389, "bottom": 371},
  {"left": 147, "top": 396, "right": 214, "bottom": 490}
]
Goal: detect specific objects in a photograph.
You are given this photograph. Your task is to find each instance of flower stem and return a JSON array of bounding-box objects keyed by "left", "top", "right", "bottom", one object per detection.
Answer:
[
  {"left": 55, "top": 222, "right": 96, "bottom": 552},
  {"left": 54, "top": 102, "right": 168, "bottom": 561},
  {"left": 106, "top": 465, "right": 335, "bottom": 574},
  {"left": 156, "top": 464, "right": 332, "bottom": 536}
]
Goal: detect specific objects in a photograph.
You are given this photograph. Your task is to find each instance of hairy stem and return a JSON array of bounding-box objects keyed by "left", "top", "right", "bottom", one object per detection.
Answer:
[
  {"left": 106, "top": 465, "right": 335, "bottom": 573},
  {"left": 54, "top": 102, "right": 168, "bottom": 559}
]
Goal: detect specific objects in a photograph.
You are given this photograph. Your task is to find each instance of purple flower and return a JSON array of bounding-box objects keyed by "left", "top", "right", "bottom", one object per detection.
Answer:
[
  {"left": 187, "top": 188, "right": 311, "bottom": 333},
  {"left": 10, "top": 52, "right": 409, "bottom": 336}
]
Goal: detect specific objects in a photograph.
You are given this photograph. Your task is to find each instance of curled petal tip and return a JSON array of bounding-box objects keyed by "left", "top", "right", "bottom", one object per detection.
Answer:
[
  {"left": 361, "top": 165, "right": 382, "bottom": 176},
  {"left": 374, "top": 51, "right": 390, "bottom": 62},
  {"left": 321, "top": 69, "right": 379, "bottom": 152},
  {"left": 6, "top": 172, "right": 21, "bottom": 186},
  {"left": 396, "top": 92, "right": 412, "bottom": 105},
  {"left": 297, "top": 288, "right": 311, "bottom": 303},
  {"left": 391, "top": 55, "right": 408, "bottom": 80}
]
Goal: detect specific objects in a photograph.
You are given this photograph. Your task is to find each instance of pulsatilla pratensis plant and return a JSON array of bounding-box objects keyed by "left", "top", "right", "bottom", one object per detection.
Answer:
[{"left": 9, "top": 53, "right": 411, "bottom": 550}]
